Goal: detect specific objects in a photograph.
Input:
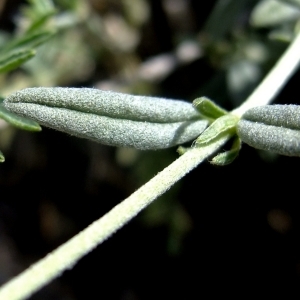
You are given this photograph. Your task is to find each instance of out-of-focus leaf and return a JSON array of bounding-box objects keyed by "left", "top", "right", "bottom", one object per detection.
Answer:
[
  {"left": 204, "top": 0, "right": 254, "bottom": 40},
  {"left": 1, "top": 30, "right": 54, "bottom": 53},
  {"left": 227, "top": 60, "right": 262, "bottom": 106},
  {"left": 251, "top": 0, "right": 300, "bottom": 27},
  {"left": 268, "top": 27, "right": 295, "bottom": 41},
  {"left": 22, "top": 0, "right": 56, "bottom": 33},
  {"left": 0, "top": 49, "right": 36, "bottom": 73},
  {"left": 0, "top": 98, "right": 41, "bottom": 131}
]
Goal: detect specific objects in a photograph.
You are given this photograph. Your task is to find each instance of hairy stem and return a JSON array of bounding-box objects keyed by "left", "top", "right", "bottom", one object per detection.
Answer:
[{"left": 0, "top": 136, "right": 229, "bottom": 300}]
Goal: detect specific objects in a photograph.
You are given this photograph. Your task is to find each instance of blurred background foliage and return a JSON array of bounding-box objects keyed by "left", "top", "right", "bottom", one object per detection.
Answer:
[{"left": 1, "top": 0, "right": 300, "bottom": 298}]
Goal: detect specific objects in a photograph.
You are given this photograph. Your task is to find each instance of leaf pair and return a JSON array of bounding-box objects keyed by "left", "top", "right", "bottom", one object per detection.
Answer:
[
  {"left": 4, "top": 85, "right": 300, "bottom": 164},
  {"left": 3, "top": 88, "right": 208, "bottom": 150}
]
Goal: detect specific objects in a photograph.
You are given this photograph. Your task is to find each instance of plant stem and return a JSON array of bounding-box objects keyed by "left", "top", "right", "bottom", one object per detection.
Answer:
[
  {"left": 0, "top": 136, "right": 229, "bottom": 300},
  {"left": 232, "top": 30, "right": 300, "bottom": 117}
]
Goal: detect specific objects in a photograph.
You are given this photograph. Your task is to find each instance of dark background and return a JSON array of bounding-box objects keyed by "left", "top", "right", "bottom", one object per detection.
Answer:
[{"left": 1, "top": 0, "right": 300, "bottom": 299}]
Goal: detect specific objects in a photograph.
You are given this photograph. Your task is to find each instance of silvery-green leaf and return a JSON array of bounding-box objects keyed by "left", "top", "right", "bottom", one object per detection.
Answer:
[
  {"left": 242, "top": 104, "right": 300, "bottom": 130},
  {"left": 4, "top": 88, "right": 208, "bottom": 150},
  {"left": 193, "top": 97, "right": 227, "bottom": 120},
  {"left": 5, "top": 87, "right": 201, "bottom": 123},
  {"left": 251, "top": 0, "right": 300, "bottom": 27},
  {"left": 237, "top": 119, "right": 300, "bottom": 156},
  {"left": 237, "top": 105, "right": 300, "bottom": 156}
]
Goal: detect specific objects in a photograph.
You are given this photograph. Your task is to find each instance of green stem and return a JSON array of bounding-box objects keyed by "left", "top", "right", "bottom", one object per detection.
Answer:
[{"left": 0, "top": 136, "right": 229, "bottom": 300}]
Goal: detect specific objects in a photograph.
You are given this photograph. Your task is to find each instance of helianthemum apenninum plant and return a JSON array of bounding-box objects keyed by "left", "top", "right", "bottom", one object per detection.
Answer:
[{"left": 1, "top": 1, "right": 300, "bottom": 299}]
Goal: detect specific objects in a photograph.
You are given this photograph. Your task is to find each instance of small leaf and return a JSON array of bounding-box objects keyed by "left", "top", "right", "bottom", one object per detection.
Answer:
[
  {"left": 177, "top": 146, "right": 188, "bottom": 155},
  {"left": 195, "top": 114, "right": 239, "bottom": 146},
  {"left": 211, "top": 136, "right": 241, "bottom": 165},
  {"left": 0, "top": 99, "right": 41, "bottom": 131},
  {"left": 0, "top": 49, "right": 35, "bottom": 73},
  {"left": 193, "top": 97, "right": 228, "bottom": 120}
]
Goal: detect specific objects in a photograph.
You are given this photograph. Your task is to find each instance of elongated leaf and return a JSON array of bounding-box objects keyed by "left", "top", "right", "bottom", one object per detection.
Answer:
[
  {"left": 27, "top": 13, "right": 56, "bottom": 33},
  {"left": 237, "top": 119, "right": 300, "bottom": 156},
  {"left": 22, "top": 0, "right": 56, "bottom": 33},
  {"left": 4, "top": 88, "right": 208, "bottom": 150},
  {"left": 3, "top": 104, "right": 207, "bottom": 150},
  {"left": 0, "top": 99, "right": 41, "bottom": 131},
  {"left": 0, "top": 49, "right": 35, "bottom": 73},
  {"left": 1, "top": 30, "right": 54, "bottom": 53},
  {"left": 241, "top": 104, "right": 300, "bottom": 129},
  {"left": 4, "top": 87, "right": 202, "bottom": 123},
  {"left": 237, "top": 105, "right": 300, "bottom": 156}
]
